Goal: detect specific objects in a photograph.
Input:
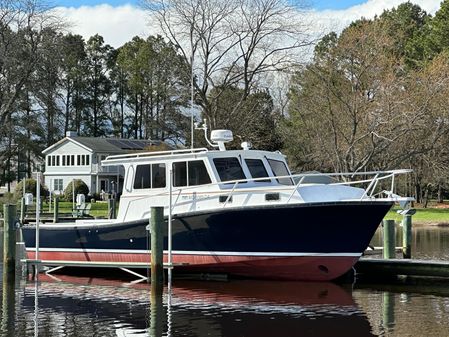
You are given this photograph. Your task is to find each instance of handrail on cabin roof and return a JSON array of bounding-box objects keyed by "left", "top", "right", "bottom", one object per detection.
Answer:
[{"left": 103, "top": 147, "right": 209, "bottom": 162}]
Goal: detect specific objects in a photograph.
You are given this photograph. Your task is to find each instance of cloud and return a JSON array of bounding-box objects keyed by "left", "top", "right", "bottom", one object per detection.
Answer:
[
  {"left": 55, "top": 0, "right": 442, "bottom": 48},
  {"left": 55, "top": 4, "right": 151, "bottom": 47},
  {"left": 305, "top": 0, "right": 440, "bottom": 37}
]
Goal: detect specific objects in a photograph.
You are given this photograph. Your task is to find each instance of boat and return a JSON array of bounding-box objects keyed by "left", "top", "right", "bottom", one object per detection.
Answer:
[{"left": 22, "top": 127, "right": 412, "bottom": 281}]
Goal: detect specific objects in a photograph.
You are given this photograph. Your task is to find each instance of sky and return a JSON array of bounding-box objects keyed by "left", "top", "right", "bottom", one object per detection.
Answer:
[{"left": 52, "top": 0, "right": 442, "bottom": 48}]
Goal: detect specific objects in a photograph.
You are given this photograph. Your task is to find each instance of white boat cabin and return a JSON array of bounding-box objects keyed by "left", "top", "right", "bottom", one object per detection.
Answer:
[{"left": 102, "top": 147, "right": 366, "bottom": 223}]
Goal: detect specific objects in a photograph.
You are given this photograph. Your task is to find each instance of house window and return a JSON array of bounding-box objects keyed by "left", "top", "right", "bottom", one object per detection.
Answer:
[
  {"left": 56, "top": 156, "right": 60, "bottom": 166},
  {"left": 86, "top": 155, "right": 90, "bottom": 166},
  {"left": 62, "top": 155, "right": 66, "bottom": 166},
  {"left": 81, "top": 155, "right": 85, "bottom": 165},
  {"left": 47, "top": 156, "right": 51, "bottom": 167},
  {"left": 51, "top": 156, "right": 56, "bottom": 166},
  {"left": 54, "top": 179, "right": 63, "bottom": 191},
  {"left": 134, "top": 163, "right": 166, "bottom": 189},
  {"left": 77, "top": 155, "right": 81, "bottom": 166}
]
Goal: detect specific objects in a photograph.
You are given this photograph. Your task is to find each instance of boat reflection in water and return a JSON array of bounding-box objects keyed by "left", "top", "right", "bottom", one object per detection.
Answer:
[{"left": 21, "top": 274, "right": 376, "bottom": 337}]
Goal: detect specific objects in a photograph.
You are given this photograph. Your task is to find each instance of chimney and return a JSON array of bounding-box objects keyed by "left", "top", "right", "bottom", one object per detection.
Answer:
[{"left": 66, "top": 131, "right": 78, "bottom": 138}]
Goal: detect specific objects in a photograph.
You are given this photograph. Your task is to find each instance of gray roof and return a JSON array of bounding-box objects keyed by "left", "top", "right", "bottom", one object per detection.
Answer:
[
  {"left": 74, "top": 137, "right": 163, "bottom": 153},
  {"left": 42, "top": 134, "right": 177, "bottom": 155},
  {"left": 42, "top": 136, "right": 171, "bottom": 155}
]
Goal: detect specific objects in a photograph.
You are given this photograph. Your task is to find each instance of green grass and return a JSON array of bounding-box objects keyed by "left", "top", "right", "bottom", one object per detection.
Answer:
[
  {"left": 35, "top": 201, "right": 111, "bottom": 218},
  {"left": 386, "top": 207, "right": 449, "bottom": 224}
]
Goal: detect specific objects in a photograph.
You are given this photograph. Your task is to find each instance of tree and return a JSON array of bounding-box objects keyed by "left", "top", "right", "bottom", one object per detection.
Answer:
[
  {"left": 116, "top": 35, "right": 190, "bottom": 143},
  {"left": 0, "top": 0, "right": 63, "bottom": 138},
  {"left": 207, "top": 86, "right": 282, "bottom": 150},
  {"left": 60, "top": 34, "right": 87, "bottom": 134},
  {"left": 145, "top": 0, "right": 312, "bottom": 144},
  {"left": 285, "top": 20, "right": 408, "bottom": 173},
  {"left": 380, "top": 1, "right": 429, "bottom": 68},
  {"left": 83, "top": 34, "right": 114, "bottom": 137}
]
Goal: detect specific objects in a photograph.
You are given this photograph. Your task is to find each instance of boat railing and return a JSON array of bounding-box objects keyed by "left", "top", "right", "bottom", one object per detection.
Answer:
[
  {"left": 103, "top": 148, "right": 209, "bottom": 163},
  {"left": 120, "top": 168, "right": 412, "bottom": 220}
]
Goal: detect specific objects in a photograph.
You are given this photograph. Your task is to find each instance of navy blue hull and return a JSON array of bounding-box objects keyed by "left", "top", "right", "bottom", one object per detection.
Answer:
[{"left": 23, "top": 201, "right": 392, "bottom": 254}]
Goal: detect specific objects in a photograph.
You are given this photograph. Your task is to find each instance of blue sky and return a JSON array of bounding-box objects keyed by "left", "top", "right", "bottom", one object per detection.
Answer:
[{"left": 54, "top": 0, "right": 366, "bottom": 10}]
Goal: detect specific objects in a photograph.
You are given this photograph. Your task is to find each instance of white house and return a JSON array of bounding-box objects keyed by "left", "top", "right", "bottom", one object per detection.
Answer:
[{"left": 43, "top": 131, "right": 163, "bottom": 196}]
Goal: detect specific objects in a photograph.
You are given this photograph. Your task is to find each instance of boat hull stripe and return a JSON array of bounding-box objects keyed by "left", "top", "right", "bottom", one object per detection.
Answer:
[{"left": 25, "top": 247, "right": 361, "bottom": 257}]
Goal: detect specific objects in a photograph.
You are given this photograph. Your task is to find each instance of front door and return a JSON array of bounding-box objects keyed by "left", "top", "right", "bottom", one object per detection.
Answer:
[{"left": 100, "top": 179, "right": 108, "bottom": 192}]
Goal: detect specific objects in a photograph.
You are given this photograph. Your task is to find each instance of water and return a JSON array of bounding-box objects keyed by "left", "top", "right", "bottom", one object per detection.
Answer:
[{"left": 0, "top": 227, "right": 448, "bottom": 337}]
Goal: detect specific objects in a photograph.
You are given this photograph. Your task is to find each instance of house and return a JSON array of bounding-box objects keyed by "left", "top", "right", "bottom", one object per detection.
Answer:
[{"left": 43, "top": 131, "right": 165, "bottom": 196}]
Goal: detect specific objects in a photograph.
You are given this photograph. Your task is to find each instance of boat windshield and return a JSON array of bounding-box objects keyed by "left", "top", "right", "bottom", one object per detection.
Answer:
[
  {"left": 267, "top": 159, "right": 293, "bottom": 185},
  {"left": 245, "top": 159, "right": 270, "bottom": 182},
  {"left": 213, "top": 157, "right": 246, "bottom": 182}
]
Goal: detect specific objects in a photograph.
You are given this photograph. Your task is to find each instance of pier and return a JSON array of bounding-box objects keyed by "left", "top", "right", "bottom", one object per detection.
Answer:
[{"left": 355, "top": 259, "right": 449, "bottom": 278}]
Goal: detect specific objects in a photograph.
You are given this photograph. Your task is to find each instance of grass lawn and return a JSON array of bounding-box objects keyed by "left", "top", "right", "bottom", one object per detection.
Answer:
[
  {"left": 386, "top": 206, "right": 449, "bottom": 224},
  {"left": 39, "top": 201, "right": 111, "bottom": 218}
]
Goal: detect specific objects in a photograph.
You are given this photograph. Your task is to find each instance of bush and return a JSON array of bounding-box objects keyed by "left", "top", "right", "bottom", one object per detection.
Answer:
[
  {"left": 0, "top": 192, "right": 15, "bottom": 215},
  {"left": 14, "top": 179, "right": 49, "bottom": 200},
  {"left": 64, "top": 179, "right": 89, "bottom": 202}
]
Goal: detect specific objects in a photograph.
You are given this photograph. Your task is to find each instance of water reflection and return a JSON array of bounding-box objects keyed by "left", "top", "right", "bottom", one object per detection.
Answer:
[
  {"left": 370, "top": 225, "right": 449, "bottom": 260},
  {"left": 13, "top": 275, "right": 375, "bottom": 337},
  {"left": 1, "top": 227, "right": 449, "bottom": 337}
]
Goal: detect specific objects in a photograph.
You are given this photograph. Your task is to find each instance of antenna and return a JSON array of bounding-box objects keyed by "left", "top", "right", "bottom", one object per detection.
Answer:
[
  {"left": 195, "top": 120, "right": 233, "bottom": 151},
  {"left": 190, "top": 38, "right": 195, "bottom": 149}
]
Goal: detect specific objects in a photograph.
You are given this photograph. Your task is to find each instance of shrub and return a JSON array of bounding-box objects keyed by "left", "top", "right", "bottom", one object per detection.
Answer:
[
  {"left": 64, "top": 179, "right": 89, "bottom": 202},
  {"left": 0, "top": 192, "right": 15, "bottom": 215},
  {"left": 14, "top": 179, "right": 49, "bottom": 200}
]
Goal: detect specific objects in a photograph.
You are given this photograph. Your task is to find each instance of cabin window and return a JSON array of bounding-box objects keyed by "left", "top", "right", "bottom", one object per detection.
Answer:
[
  {"left": 152, "top": 163, "right": 166, "bottom": 188},
  {"left": 245, "top": 159, "right": 269, "bottom": 182},
  {"left": 173, "top": 160, "right": 211, "bottom": 187},
  {"left": 189, "top": 160, "right": 211, "bottom": 186},
  {"left": 173, "top": 162, "right": 187, "bottom": 187},
  {"left": 213, "top": 157, "right": 245, "bottom": 182},
  {"left": 125, "top": 166, "right": 134, "bottom": 192},
  {"left": 267, "top": 159, "right": 293, "bottom": 185},
  {"left": 134, "top": 163, "right": 166, "bottom": 189}
]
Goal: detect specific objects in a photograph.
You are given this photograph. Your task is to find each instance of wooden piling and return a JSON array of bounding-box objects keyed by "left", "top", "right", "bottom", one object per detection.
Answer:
[
  {"left": 53, "top": 196, "right": 59, "bottom": 223},
  {"left": 402, "top": 215, "right": 412, "bottom": 259},
  {"left": 107, "top": 199, "right": 116, "bottom": 219},
  {"left": 150, "top": 281, "right": 164, "bottom": 337},
  {"left": 150, "top": 207, "right": 164, "bottom": 288},
  {"left": 1, "top": 269, "right": 15, "bottom": 333},
  {"left": 383, "top": 219, "right": 396, "bottom": 259},
  {"left": 382, "top": 292, "right": 395, "bottom": 330},
  {"left": 20, "top": 197, "right": 26, "bottom": 224},
  {"left": 3, "top": 204, "right": 17, "bottom": 275}
]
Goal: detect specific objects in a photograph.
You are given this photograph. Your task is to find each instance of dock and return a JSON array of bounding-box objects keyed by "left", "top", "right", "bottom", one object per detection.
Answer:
[
  {"left": 22, "top": 259, "right": 187, "bottom": 283},
  {"left": 355, "top": 258, "right": 449, "bottom": 278}
]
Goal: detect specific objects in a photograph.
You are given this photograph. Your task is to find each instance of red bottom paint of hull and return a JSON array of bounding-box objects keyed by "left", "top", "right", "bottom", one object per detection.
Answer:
[{"left": 26, "top": 251, "right": 359, "bottom": 281}]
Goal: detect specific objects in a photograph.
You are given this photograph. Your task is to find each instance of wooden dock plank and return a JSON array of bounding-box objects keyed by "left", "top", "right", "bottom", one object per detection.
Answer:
[
  {"left": 22, "top": 259, "right": 188, "bottom": 270},
  {"left": 356, "top": 258, "right": 449, "bottom": 278}
]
